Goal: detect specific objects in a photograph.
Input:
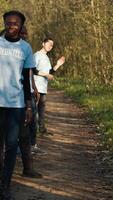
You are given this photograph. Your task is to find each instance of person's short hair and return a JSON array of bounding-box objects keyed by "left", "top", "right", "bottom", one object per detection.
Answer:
[
  {"left": 43, "top": 37, "right": 54, "bottom": 43},
  {"left": 3, "top": 10, "right": 26, "bottom": 25}
]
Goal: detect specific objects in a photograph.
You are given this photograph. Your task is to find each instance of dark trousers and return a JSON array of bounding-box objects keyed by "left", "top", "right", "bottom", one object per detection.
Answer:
[
  {"left": 38, "top": 93, "right": 46, "bottom": 131},
  {"left": 29, "top": 94, "right": 38, "bottom": 145},
  {"left": 19, "top": 124, "right": 33, "bottom": 172},
  {"left": 0, "top": 107, "right": 25, "bottom": 188},
  {"left": 29, "top": 93, "right": 46, "bottom": 144}
]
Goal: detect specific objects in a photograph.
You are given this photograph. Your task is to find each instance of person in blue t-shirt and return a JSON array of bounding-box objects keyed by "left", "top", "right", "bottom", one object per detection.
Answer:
[
  {"left": 0, "top": 10, "right": 41, "bottom": 200},
  {"left": 0, "top": 25, "right": 43, "bottom": 179}
]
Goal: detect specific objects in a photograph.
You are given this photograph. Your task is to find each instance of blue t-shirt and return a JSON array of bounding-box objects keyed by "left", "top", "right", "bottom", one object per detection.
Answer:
[
  {"left": 0, "top": 37, "right": 35, "bottom": 108},
  {"left": 34, "top": 51, "right": 52, "bottom": 94}
]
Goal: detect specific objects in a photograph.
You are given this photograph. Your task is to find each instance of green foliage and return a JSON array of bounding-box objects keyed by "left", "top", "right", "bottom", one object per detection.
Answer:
[
  {"left": 1, "top": 0, "right": 113, "bottom": 151},
  {"left": 0, "top": 0, "right": 113, "bottom": 86},
  {"left": 0, "top": 0, "right": 12, "bottom": 30},
  {"left": 0, "top": 0, "right": 112, "bottom": 86}
]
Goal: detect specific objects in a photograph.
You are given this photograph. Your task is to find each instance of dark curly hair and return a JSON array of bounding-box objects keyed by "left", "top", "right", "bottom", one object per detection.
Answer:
[{"left": 3, "top": 10, "right": 26, "bottom": 25}]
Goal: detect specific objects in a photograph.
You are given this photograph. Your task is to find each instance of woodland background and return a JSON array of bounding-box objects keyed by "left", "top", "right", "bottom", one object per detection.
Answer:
[
  {"left": 1, "top": 0, "right": 112, "bottom": 84},
  {"left": 1, "top": 0, "right": 113, "bottom": 151}
]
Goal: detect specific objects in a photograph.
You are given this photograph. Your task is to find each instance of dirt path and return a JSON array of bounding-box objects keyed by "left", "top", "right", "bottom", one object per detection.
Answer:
[{"left": 13, "top": 87, "right": 113, "bottom": 200}]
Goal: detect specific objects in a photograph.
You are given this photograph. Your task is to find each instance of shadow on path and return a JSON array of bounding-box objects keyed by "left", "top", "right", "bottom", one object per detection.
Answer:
[{"left": 13, "top": 87, "right": 113, "bottom": 200}]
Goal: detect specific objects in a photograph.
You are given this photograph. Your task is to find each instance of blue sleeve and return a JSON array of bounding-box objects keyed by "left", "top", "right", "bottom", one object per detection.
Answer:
[{"left": 24, "top": 45, "right": 35, "bottom": 68}]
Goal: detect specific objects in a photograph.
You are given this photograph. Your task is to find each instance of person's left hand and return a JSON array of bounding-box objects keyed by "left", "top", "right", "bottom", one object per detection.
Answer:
[{"left": 24, "top": 108, "right": 32, "bottom": 126}]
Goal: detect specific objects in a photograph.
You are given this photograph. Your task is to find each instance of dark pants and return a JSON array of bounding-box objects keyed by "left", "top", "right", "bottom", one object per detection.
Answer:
[
  {"left": 29, "top": 93, "right": 46, "bottom": 144},
  {"left": 0, "top": 107, "right": 25, "bottom": 188},
  {"left": 29, "top": 94, "right": 38, "bottom": 145},
  {"left": 38, "top": 93, "right": 46, "bottom": 131},
  {"left": 19, "top": 124, "right": 33, "bottom": 172}
]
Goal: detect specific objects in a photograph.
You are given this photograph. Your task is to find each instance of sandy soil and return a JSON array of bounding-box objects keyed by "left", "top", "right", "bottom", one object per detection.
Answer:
[{"left": 12, "top": 87, "right": 113, "bottom": 200}]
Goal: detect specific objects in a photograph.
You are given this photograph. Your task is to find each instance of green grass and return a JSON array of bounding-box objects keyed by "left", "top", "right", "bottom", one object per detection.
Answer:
[{"left": 50, "top": 78, "right": 113, "bottom": 151}]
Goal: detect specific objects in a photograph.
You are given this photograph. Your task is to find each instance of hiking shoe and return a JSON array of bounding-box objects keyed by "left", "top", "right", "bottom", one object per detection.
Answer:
[
  {"left": 22, "top": 169, "right": 43, "bottom": 178},
  {"left": 31, "top": 144, "right": 47, "bottom": 155}
]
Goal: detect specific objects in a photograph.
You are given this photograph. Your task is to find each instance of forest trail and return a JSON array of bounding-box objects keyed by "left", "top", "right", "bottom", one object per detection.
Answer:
[{"left": 13, "top": 87, "right": 113, "bottom": 200}]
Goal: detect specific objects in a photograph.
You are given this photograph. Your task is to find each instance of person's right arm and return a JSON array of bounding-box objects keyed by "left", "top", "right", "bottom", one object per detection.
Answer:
[
  {"left": 32, "top": 67, "right": 54, "bottom": 80},
  {"left": 30, "top": 69, "right": 40, "bottom": 102},
  {"left": 32, "top": 54, "right": 65, "bottom": 80}
]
